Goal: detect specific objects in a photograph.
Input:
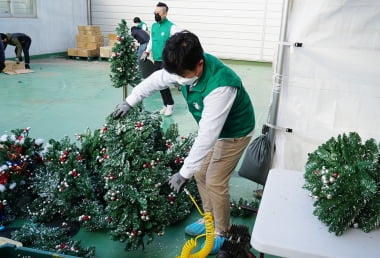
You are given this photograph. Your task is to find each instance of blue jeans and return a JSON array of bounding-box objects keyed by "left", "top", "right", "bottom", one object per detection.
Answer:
[{"left": 137, "top": 42, "right": 148, "bottom": 60}]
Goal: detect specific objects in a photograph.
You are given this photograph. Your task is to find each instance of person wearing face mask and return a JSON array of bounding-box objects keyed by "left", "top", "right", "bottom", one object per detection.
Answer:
[
  {"left": 114, "top": 31, "right": 255, "bottom": 255},
  {"left": 140, "top": 2, "right": 179, "bottom": 116}
]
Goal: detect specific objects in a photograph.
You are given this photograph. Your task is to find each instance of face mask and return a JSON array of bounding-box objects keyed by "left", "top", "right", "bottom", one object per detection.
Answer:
[
  {"left": 177, "top": 76, "right": 198, "bottom": 86},
  {"left": 154, "top": 13, "right": 162, "bottom": 22}
]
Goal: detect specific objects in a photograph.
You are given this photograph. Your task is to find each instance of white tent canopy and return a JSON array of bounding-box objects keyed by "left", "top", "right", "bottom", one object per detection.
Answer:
[{"left": 271, "top": 0, "right": 380, "bottom": 171}]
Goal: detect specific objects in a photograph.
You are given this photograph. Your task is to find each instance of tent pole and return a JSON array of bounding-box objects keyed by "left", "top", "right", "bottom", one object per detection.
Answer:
[{"left": 268, "top": 0, "right": 292, "bottom": 157}]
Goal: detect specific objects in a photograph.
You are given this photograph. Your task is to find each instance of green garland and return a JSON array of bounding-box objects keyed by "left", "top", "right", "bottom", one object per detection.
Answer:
[
  {"left": 230, "top": 198, "right": 259, "bottom": 217},
  {"left": 304, "top": 132, "right": 380, "bottom": 235}
]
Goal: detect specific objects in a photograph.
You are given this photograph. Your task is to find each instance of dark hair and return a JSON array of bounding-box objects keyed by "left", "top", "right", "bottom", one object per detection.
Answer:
[
  {"left": 133, "top": 17, "right": 141, "bottom": 23},
  {"left": 163, "top": 31, "right": 204, "bottom": 75},
  {"left": 0, "top": 33, "right": 7, "bottom": 40},
  {"left": 156, "top": 2, "right": 168, "bottom": 12}
]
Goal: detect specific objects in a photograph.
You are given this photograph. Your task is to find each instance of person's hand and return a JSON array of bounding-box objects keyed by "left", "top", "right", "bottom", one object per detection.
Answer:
[
  {"left": 140, "top": 52, "right": 149, "bottom": 61},
  {"left": 114, "top": 101, "right": 132, "bottom": 119},
  {"left": 15, "top": 58, "right": 20, "bottom": 64},
  {"left": 168, "top": 172, "right": 188, "bottom": 193}
]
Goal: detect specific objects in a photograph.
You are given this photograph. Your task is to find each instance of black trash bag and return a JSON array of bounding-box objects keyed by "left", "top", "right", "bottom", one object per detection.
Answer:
[
  {"left": 238, "top": 126, "right": 272, "bottom": 186},
  {"left": 139, "top": 59, "right": 154, "bottom": 79}
]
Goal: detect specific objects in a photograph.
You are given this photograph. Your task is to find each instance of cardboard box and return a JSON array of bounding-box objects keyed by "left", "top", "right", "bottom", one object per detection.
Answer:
[
  {"left": 86, "top": 35, "right": 104, "bottom": 43},
  {"left": 84, "top": 30, "right": 102, "bottom": 36},
  {"left": 67, "top": 48, "right": 79, "bottom": 56},
  {"left": 78, "top": 25, "right": 100, "bottom": 32},
  {"left": 108, "top": 34, "right": 117, "bottom": 40},
  {"left": 86, "top": 42, "right": 104, "bottom": 49},
  {"left": 77, "top": 48, "right": 99, "bottom": 57},
  {"left": 76, "top": 41, "right": 87, "bottom": 48},
  {"left": 99, "top": 46, "right": 113, "bottom": 58},
  {"left": 74, "top": 25, "right": 104, "bottom": 55},
  {"left": 3, "top": 60, "right": 25, "bottom": 72},
  {"left": 87, "top": 25, "right": 100, "bottom": 31},
  {"left": 3, "top": 61, "right": 33, "bottom": 75},
  {"left": 76, "top": 35, "right": 87, "bottom": 42},
  {"left": 108, "top": 39, "right": 117, "bottom": 46},
  {"left": 4, "top": 69, "right": 34, "bottom": 75}
]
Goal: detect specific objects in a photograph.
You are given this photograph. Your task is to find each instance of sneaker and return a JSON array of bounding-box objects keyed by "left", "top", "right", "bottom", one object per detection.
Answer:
[
  {"left": 185, "top": 218, "right": 206, "bottom": 236},
  {"left": 164, "top": 105, "right": 174, "bottom": 116},
  {"left": 25, "top": 64, "right": 30, "bottom": 69},
  {"left": 201, "top": 235, "right": 226, "bottom": 255},
  {"left": 159, "top": 106, "right": 167, "bottom": 115}
]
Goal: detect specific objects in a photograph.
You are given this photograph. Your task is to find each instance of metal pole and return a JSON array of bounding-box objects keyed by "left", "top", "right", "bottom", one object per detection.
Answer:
[
  {"left": 87, "top": 0, "right": 92, "bottom": 25},
  {"left": 268, "top": 0, "right": 292, "bottom": 155}
]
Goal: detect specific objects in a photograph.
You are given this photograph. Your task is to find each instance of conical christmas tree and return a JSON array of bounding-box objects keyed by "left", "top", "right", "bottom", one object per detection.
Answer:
[{"left": 110, "top": 19, "right": 141, "bottom": 98}]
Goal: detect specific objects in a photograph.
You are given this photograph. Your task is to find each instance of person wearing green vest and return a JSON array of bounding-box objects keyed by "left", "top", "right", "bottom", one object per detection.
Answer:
[
  {"left": 140, "top": 2, "right": 179, "bottom": 116},
  {"left": 114, "top": 31, "right": 255, "bottom": 255},
  {"left": 133, "top": 17, "right": 149, "bottom": 33}
]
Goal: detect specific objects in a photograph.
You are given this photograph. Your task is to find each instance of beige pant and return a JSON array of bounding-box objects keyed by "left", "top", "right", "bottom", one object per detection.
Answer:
[{"left": 194, "top": 136, "right": 251, "bottom": 234}]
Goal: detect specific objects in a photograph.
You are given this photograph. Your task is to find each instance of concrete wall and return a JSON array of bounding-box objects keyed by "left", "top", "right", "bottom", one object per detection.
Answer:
[{"left": 1, "top": 0, "right": 88, "bottom": 58}]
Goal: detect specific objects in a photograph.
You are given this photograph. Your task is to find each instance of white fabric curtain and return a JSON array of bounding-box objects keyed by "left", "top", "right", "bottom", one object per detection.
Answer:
[{"left": 272, "top": 0, "right": 380, "bottom": 171}]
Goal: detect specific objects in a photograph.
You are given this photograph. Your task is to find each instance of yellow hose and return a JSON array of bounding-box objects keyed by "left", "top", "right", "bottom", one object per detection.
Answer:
[{"left": 177, "top": 188, "right": 215, "bottom": 258}]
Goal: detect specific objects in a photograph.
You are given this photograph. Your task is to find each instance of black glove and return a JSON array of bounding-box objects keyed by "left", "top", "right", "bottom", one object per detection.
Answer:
[
  {"left": 168, "top": 172, "right": 188, "bottom": 193},
  {"left": 114, "top": 101, "right": 132, "bottom": 119}
]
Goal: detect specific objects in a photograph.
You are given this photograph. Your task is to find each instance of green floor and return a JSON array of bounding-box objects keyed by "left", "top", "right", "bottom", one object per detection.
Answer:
[{"left": 0, "top": 55, "right": 275, "bottom": 258}]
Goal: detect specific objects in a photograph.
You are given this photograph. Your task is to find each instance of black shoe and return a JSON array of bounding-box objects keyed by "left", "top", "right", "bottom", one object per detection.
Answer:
[{"left": 25, "top": 64, "right": 30, "bottom": 69}]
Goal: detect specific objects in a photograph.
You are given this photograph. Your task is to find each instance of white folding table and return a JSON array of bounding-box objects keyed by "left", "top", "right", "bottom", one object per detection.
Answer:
[{"left": 251, "top": 168, "right": 380, "bottom": 258}]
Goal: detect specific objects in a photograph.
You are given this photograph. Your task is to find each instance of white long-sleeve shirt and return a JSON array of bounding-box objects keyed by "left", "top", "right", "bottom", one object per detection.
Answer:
[{"left": 126, "top": 69, "right": 242, "bottom": 178}]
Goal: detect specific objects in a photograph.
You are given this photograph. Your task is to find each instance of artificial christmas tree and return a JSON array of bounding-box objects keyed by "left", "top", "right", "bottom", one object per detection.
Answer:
[
  {"left": 304, "top": 132, "right": 380, "bottom": 235},
  {"left": 0, "top": 128, "right": 44, "bottom": 223},
  {"left": 110, "top": 19, "right": 141, "bottom": 98},
  {"left": 27, "top": 135, "right": 107, "bottom": 232},
  {"left": 100, "top": 107, "right": 198, "bottom": 250},
  {"left": 11, "top": 222, "right": 95, "bottom": 257},
  {"left": 0, "top": 108, "right": 259, "bottom": 254}
]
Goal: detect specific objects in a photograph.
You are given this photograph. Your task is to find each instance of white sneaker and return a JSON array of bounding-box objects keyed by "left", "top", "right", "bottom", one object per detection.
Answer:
[
  {"left": 164, "top": 105, "right": 174, "bottom": 116},
  {"left": 159, "top": 106, "right": 167, "bottom": 115}
]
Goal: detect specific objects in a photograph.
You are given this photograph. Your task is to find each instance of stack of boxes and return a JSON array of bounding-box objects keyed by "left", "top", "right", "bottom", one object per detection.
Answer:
[
  {"left": 99, "top": 34, "right": 117, "bottom": 59},
  {"left": 68, "top": 25, "right": 104, "bottom": 58}
]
